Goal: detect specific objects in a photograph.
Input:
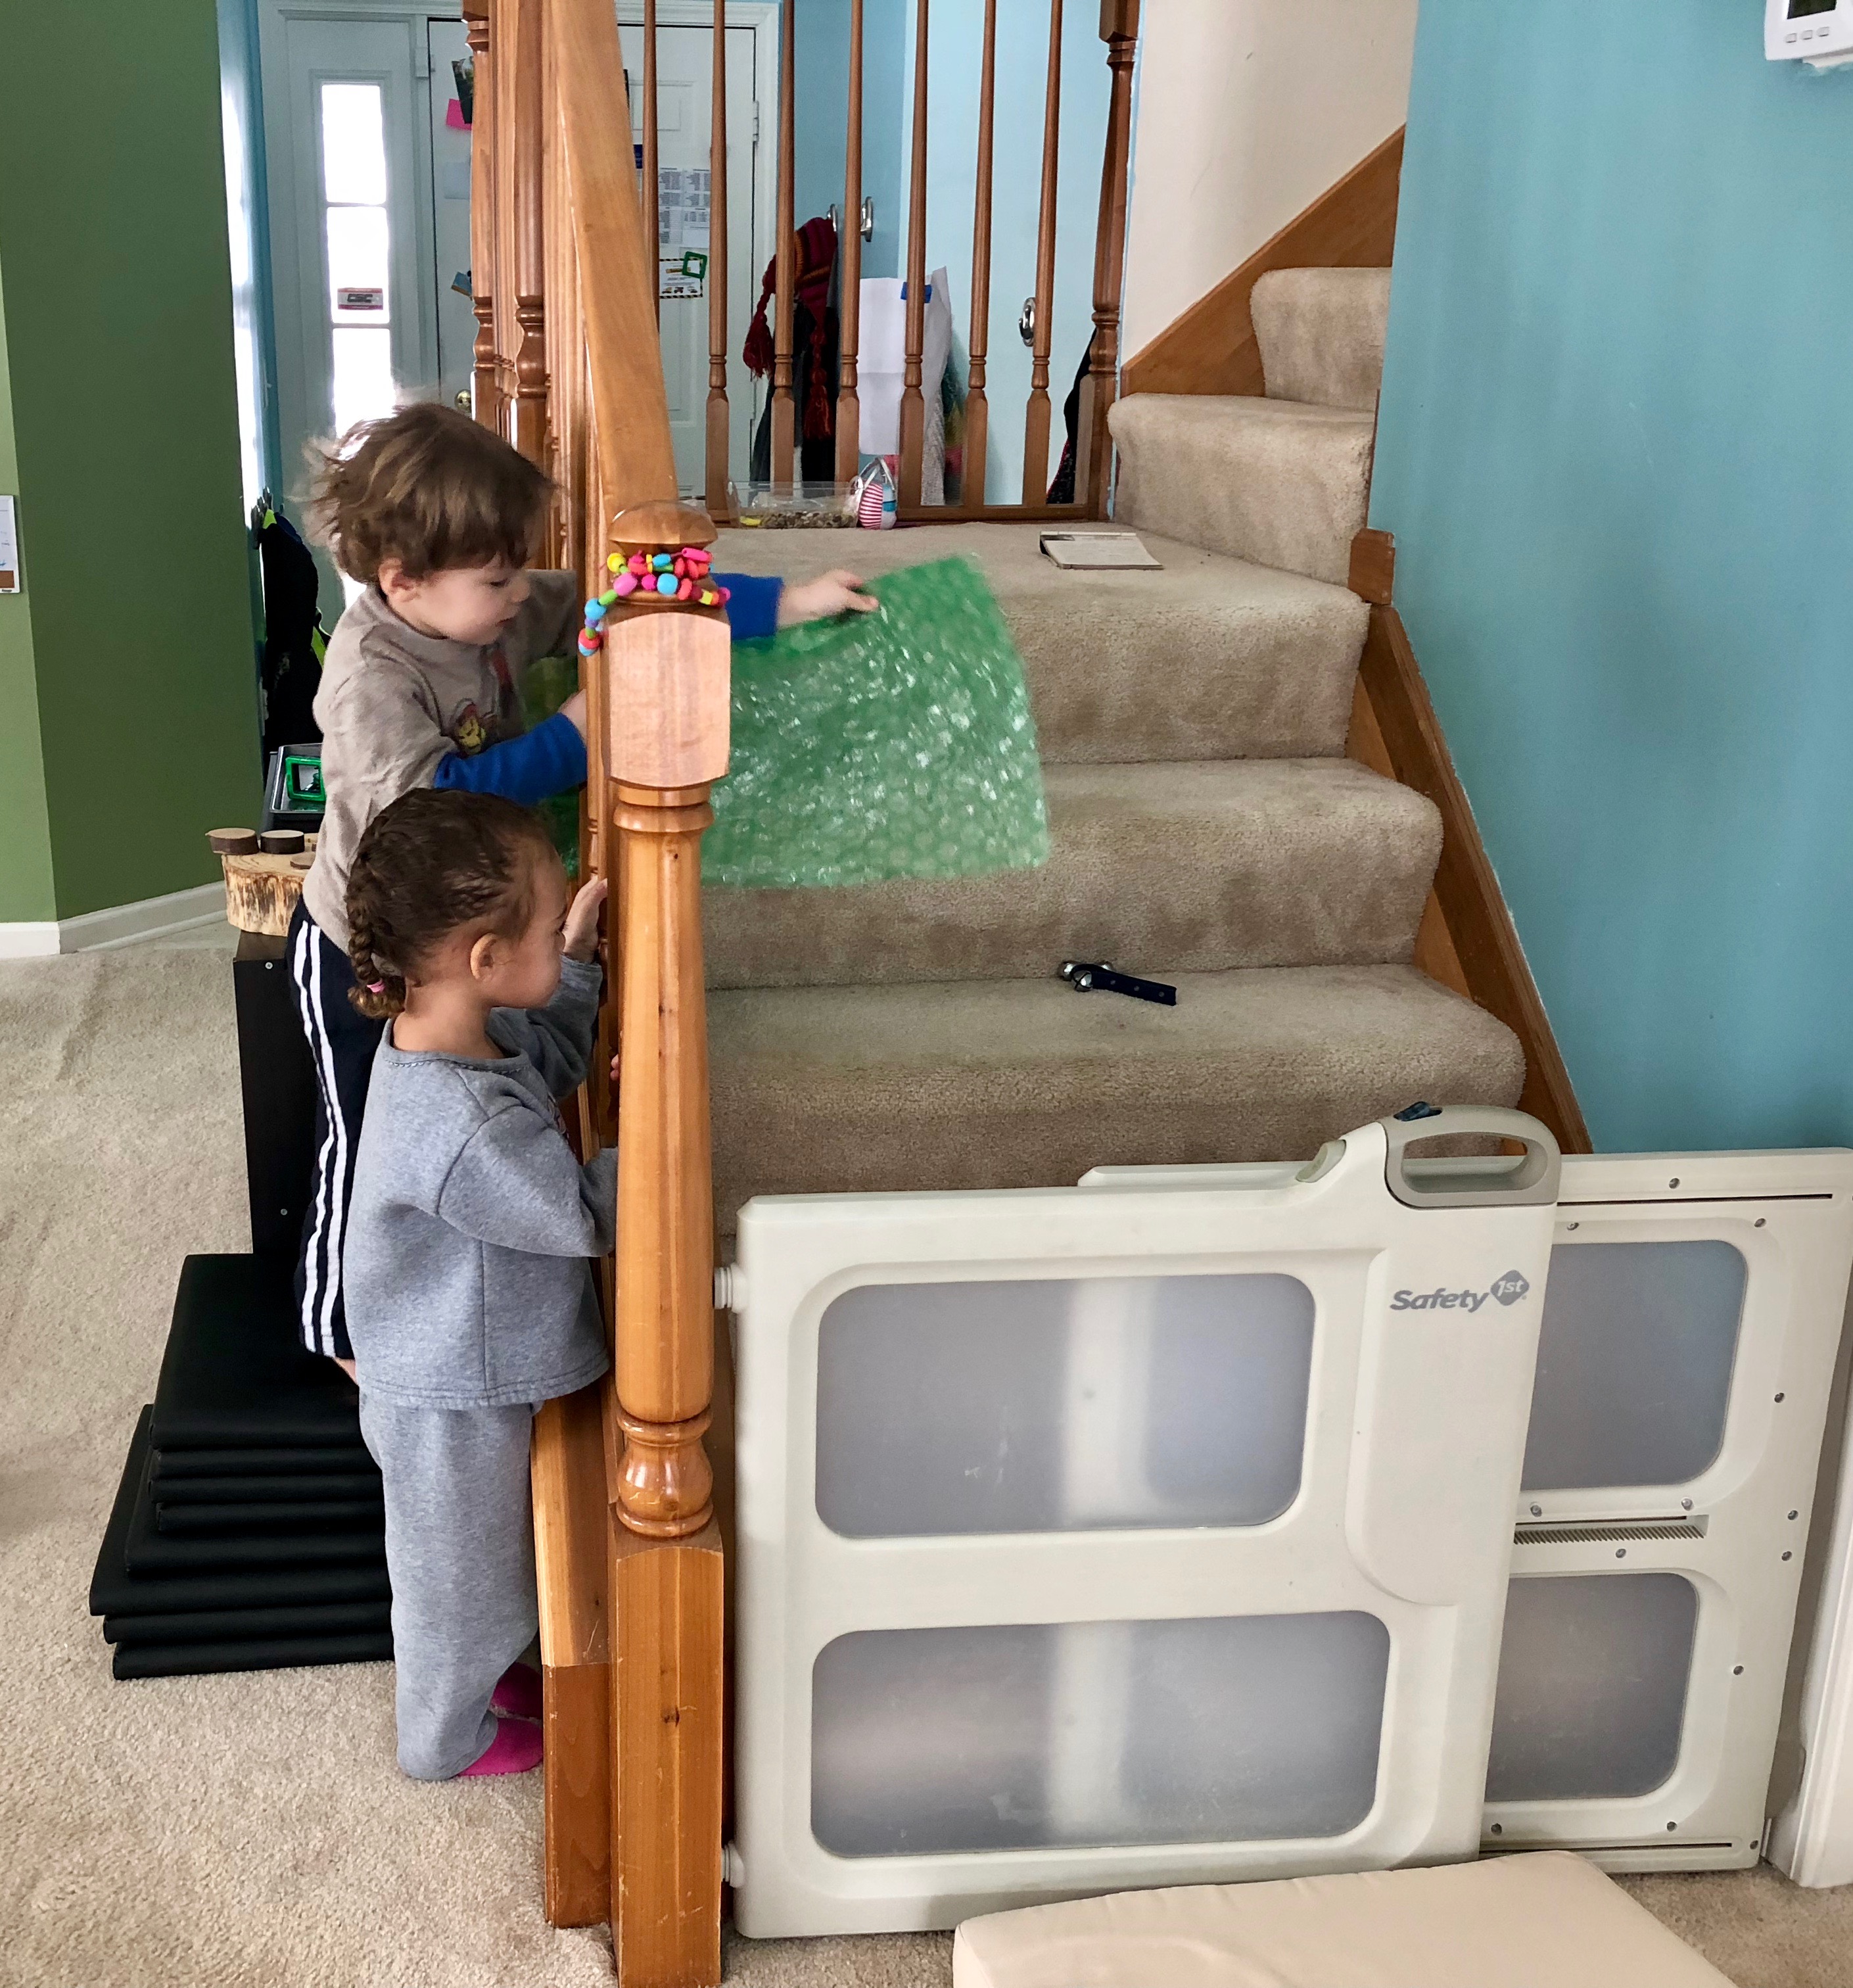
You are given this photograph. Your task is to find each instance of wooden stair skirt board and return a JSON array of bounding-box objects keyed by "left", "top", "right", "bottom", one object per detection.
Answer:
[
  {"left": 1121, "top": 128, "right": 1405, "bottom": 402},
  {"left": 1342, "top": 546, "right": 1587, "bottom": 1155}
]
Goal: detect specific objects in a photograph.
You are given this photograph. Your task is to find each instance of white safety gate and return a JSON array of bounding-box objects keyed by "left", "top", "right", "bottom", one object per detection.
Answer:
[
  {"left": 728, "top": 1115, "right": 1853, "bottom": 1937},
  {"left": 1486, "top": 1147, "right": 1853, "bottom": 1868}
]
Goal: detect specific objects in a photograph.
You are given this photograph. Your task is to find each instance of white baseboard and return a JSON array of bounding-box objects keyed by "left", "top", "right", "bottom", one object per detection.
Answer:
[{"left": 0, "top": 882, "right": 227, "bottom": 958}]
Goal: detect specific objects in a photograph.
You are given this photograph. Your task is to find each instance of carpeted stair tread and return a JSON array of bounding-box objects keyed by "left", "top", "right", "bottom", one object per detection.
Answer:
[
  {"left": 712, "top": 521, "right": 1369, "bottom": 762},
  {"left": 1252, "top": 266, "right": 1392, "bottom": 412},
  {"left": 151, "top": 1254, "right": 364, "bottom": 1452},
  {"left": 1110, "top": 394, "right": 1375, "bottom": 585},
  {"left": 711, "top": 965, "right": 1524, "bottom": 1231},
  {"left": 90, "top": 1409, "right": 394, "bottom": 1618},
  {"left": 705, "top": 758, "right": 1441, "bottom": 989}
]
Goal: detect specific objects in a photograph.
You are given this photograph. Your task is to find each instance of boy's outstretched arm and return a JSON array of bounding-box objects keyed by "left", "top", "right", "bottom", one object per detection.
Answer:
[
  {"left": 713, "top": 569, "right": 878, "bottom": 637},
  {"left": 431, "top": 697, "right": 588, "bottom": 805}
]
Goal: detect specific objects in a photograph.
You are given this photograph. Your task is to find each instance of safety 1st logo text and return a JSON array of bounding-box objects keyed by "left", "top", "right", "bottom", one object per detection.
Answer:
[{"left": 1390, "top": 1269, "right": 1531, "bottom": 1314}]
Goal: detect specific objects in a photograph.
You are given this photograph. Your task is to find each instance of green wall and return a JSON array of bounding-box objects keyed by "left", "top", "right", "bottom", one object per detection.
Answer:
[{"left": 0, "top": 0, "right": 260, "bottom": 925}]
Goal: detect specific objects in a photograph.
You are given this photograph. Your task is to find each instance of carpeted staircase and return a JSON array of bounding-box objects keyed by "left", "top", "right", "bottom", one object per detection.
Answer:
[{"left": 708, "top": 265, "right": 1521, "bottom": 1234}]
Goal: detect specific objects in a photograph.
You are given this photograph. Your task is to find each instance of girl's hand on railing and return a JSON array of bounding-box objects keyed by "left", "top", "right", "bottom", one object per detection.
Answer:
[
  {"left": 778, "top": 571, "right": 878, "bottom": 627},
  {"left": 558, "top": 688, "right": 588, "bottom": 736},
  {"left": 563, "top": 876, "right": 607, "bottom": 962}
]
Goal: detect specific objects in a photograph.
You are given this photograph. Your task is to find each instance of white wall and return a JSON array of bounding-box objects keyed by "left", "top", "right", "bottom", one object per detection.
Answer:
[{"left": 1121, "top": 0, "right": 1419, "bottom": 360}]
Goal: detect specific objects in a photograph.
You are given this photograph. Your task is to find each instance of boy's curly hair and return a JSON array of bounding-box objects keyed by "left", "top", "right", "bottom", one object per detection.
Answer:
[
  {"left": 309, "top": 402, "right": 554, "bottom": 585},
  {"left": 346, "top": 789, "right": 559, "bottom": 1020}
]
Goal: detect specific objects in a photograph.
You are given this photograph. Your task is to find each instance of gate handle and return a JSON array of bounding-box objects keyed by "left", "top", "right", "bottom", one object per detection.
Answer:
[{"left": 1379, "top": 1104, "right": 1561, "bottom": 1209}]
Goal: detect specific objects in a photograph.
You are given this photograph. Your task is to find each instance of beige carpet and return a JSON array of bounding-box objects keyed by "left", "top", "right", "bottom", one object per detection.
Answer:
[{"left": 2, "top": 930, "right": 1850, "bottom": 1988}]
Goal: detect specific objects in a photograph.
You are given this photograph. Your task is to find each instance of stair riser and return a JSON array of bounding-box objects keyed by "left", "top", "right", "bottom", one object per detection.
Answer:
[
  {"left": 1252, "top": 267, "right": 1392, "bottom": 414},
  {"left": 711, "top": 977, "right": 1524, "bottom": 1233},
  {"left": 705, "top": 770, "right": 1441, "bottom": 989},
  {"left": 1111, "top": 399, "right": 1373, "bottom": 585},
  {"left": 1015, "top": 599, "right": 1361, "bottom": 763}
]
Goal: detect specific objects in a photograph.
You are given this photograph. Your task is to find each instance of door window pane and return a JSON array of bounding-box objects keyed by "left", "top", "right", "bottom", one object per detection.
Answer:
[
  {"left": 331, "top": 327, "right": 394, "bottom": 437},
  {"left": 816, "top": 1274, "right": 1315, "bottom": 1537},
  {"left": 812, "top": 1612, "right": 1390, "bottom": 1856},
  {"left": 326, "top": 206, "right": 390, "bottom": 321},
  {"left": 1522, "top": 1241, "right": 1747, "bottom": 1492},
  {"left": 321, "top": 83, "right": 388, "bottom": 204},
  {"left": 1487, "top": 1573, "right": 1698, "bottom": 1802}
]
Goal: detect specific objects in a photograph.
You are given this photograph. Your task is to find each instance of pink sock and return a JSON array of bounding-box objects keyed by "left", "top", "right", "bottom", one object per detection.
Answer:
[
  {"left": 490, "top": 1661, "right": 543, "bottom": 1722},
  {"left": 459, "top": 1716, "right": 543, "bottom": 1778}
]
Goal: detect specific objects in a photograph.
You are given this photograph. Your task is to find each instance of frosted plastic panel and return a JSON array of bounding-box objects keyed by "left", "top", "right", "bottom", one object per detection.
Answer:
[
  {"left": 812, "top": 1612, "right": 1389, "bottom": 1855},
  {"left": 320, "top": 83, "right": 387, "bottom": 204},
  {"left": 815, "top": 1274, "right": 1315, "bottom": 1537},
  {"left": 1522, "top": 1240, "right": 1747, "bottom": 1491},
  {"left": 1486, "top": 1574, "right": 1698, "bottom": 1802}
]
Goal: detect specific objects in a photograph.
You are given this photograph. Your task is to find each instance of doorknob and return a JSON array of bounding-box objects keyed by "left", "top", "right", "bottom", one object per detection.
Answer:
[
  {"left": 454, "top": 389, "right": 472, "bottom": 412},
  {"left": 1019, "top": 297, "right": 1036, "bottom": 348}
]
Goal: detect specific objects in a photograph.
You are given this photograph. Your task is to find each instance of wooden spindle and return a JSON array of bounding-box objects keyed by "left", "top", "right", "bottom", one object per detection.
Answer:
[
  {"left": 512, "top": 0, "right": 548, "bottom": 467},
  {"left": 770, "top": 0, "right": 797, "bottom": 487},
  {"left": 962, "top": 0, "right": 998, "bottom": 511},
  {"left": 1023, "top": 0, "right": 1064, "bottom": 501},
  {"left": 833, "top": 0, "right": 865, "bottom": 486},
  {"left": 463, "top": 3, "right": 500, "bottom": 433},
  {"left": 1075, "top": 0, "right": 1139, "bottom": 517},
  {"left": 705, "top": 0, "right": 730, "bottom": 515},
  {"left": 642, "top": 0, "right": 660, "bottom": 328},
  {"left": 897, "top": 0, "right": 929, "bottom": 506}
]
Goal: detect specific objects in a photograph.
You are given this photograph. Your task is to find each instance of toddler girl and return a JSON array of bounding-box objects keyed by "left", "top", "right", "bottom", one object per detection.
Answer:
[{"left": 340, "top": 786, "right": 615, "bottom": 1778}]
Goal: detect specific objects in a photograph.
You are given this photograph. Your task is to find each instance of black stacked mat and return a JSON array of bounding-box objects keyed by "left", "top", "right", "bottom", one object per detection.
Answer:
[{"left": 92, "top": 1256, "right": 392, "bottom": 1679}]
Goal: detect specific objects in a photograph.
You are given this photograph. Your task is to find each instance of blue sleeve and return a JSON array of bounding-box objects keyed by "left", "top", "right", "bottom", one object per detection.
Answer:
[
  {"left": 432, "top": 709, "right": 586, "bottom": 805},
  {"left": 717, "top": 571, "right": 782, "bottom": 640}
]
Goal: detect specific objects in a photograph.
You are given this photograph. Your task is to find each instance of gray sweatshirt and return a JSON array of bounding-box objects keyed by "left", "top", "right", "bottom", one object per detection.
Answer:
[
  {"left": 302, "top": 570, "right": 580, "bottom": 950},
  {"left": 342, "top": 956, "right": 615, "bottom": 1410}
]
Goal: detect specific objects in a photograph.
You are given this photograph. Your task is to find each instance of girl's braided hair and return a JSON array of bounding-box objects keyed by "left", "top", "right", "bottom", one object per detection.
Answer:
[{"left": 346, "top": 788, "right": 558, "bottom": 1020}]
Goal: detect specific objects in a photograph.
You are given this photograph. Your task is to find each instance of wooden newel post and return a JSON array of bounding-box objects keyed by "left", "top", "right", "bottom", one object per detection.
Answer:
[{"left": 598, "top": 498, "right": 727, "bottom": 1988}]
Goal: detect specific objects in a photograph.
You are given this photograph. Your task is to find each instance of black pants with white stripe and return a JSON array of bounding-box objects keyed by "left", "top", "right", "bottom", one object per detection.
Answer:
[{"left": 287, "top": 900, "right": 384, "bottom": 1361}]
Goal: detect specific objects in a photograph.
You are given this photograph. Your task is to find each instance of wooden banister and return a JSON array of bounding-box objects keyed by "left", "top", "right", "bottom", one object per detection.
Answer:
[
  {"left": 1075, "top": 0, "right": 1137, "bottom": 518},
  {"left": 705, "top": 0, "right": 730, "bottom": 514},
  {"left": 1023, "top": 0, "right": 1064, "bottom": 502},
  {"left": 898, "top": 0, "right": 929, "bottom": 505},
  {"left": 833, "top": 0, "right": 865, "bottom": 486},
  {"left": 962, "top": 0, "right": 997, "bottom": 513},
  {"left": 770, "top": 0, "right": 797, "bottom": 487}
]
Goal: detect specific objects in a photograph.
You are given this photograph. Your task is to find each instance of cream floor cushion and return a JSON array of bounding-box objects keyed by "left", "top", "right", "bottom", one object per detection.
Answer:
[{"left": 952, "top": 1853, "right": 1737, "bottom": 1988}]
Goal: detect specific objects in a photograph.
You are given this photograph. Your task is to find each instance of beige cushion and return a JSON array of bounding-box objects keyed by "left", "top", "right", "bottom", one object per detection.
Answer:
[{"left": 952, "top": 1853, "right": 1737, "bottom": 1988}]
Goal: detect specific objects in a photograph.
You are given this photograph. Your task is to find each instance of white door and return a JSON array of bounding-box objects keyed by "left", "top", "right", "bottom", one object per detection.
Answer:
[
  {"left": 617, "top": 12, "right": 768, "bottom": 496},
  {"left": 1487, "top": 1147, "right": 1853, "bottom": 1870},
  {"left": 260, "top": 5, "right": 445, "bottom": 623},
  {"left": 732, "top": 1109, "right": 1561, "bottom": 1935},
  {"left": 426, "top": 16, "right": 477, "bottom": 415}
]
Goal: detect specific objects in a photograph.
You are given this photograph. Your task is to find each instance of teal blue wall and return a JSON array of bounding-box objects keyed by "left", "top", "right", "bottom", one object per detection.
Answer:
[
  {"left": 793, "top": 0, "right": 906, "bottom": 281},
  {"left": 1371, "top": 0, "right": 1853, "bottom": 1153}
]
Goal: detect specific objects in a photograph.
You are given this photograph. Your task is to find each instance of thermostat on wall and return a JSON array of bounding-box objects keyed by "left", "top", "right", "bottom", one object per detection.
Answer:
[{"left": 1767, "top": 0, "right": 1853, "bottom": 66}]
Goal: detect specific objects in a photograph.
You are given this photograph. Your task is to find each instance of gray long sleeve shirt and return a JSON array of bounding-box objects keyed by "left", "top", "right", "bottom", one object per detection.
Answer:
[{"left": 343, "top": 956, "right": 614, "bottom": 1409}]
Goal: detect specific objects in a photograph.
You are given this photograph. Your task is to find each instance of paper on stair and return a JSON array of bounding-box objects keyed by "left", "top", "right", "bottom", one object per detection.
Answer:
[
  {"left": 705, "top": 556, "right": 1049, "bottom": 889},
  {"left": 1039, "top": 530, "right": 1161, "bottom": 570}
]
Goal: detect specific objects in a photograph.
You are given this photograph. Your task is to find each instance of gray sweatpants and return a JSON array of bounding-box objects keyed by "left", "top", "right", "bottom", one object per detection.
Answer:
[{"left": 358, "top": 1394, "right": 539, "bottom": 1780}]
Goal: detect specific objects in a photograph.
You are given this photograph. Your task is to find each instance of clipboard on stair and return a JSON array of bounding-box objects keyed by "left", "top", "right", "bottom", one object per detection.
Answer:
[{"left": 1039, "top": 529, "right": 1162, "bottom": 571}]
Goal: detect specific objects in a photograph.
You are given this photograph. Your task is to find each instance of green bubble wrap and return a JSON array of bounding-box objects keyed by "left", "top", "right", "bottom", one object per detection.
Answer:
[
  {"left": 703, "top": 556, "right": 1049, "bottom": 890},
  {"left": 519, "top": 652, "right": 582, "bottom": 880}
]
